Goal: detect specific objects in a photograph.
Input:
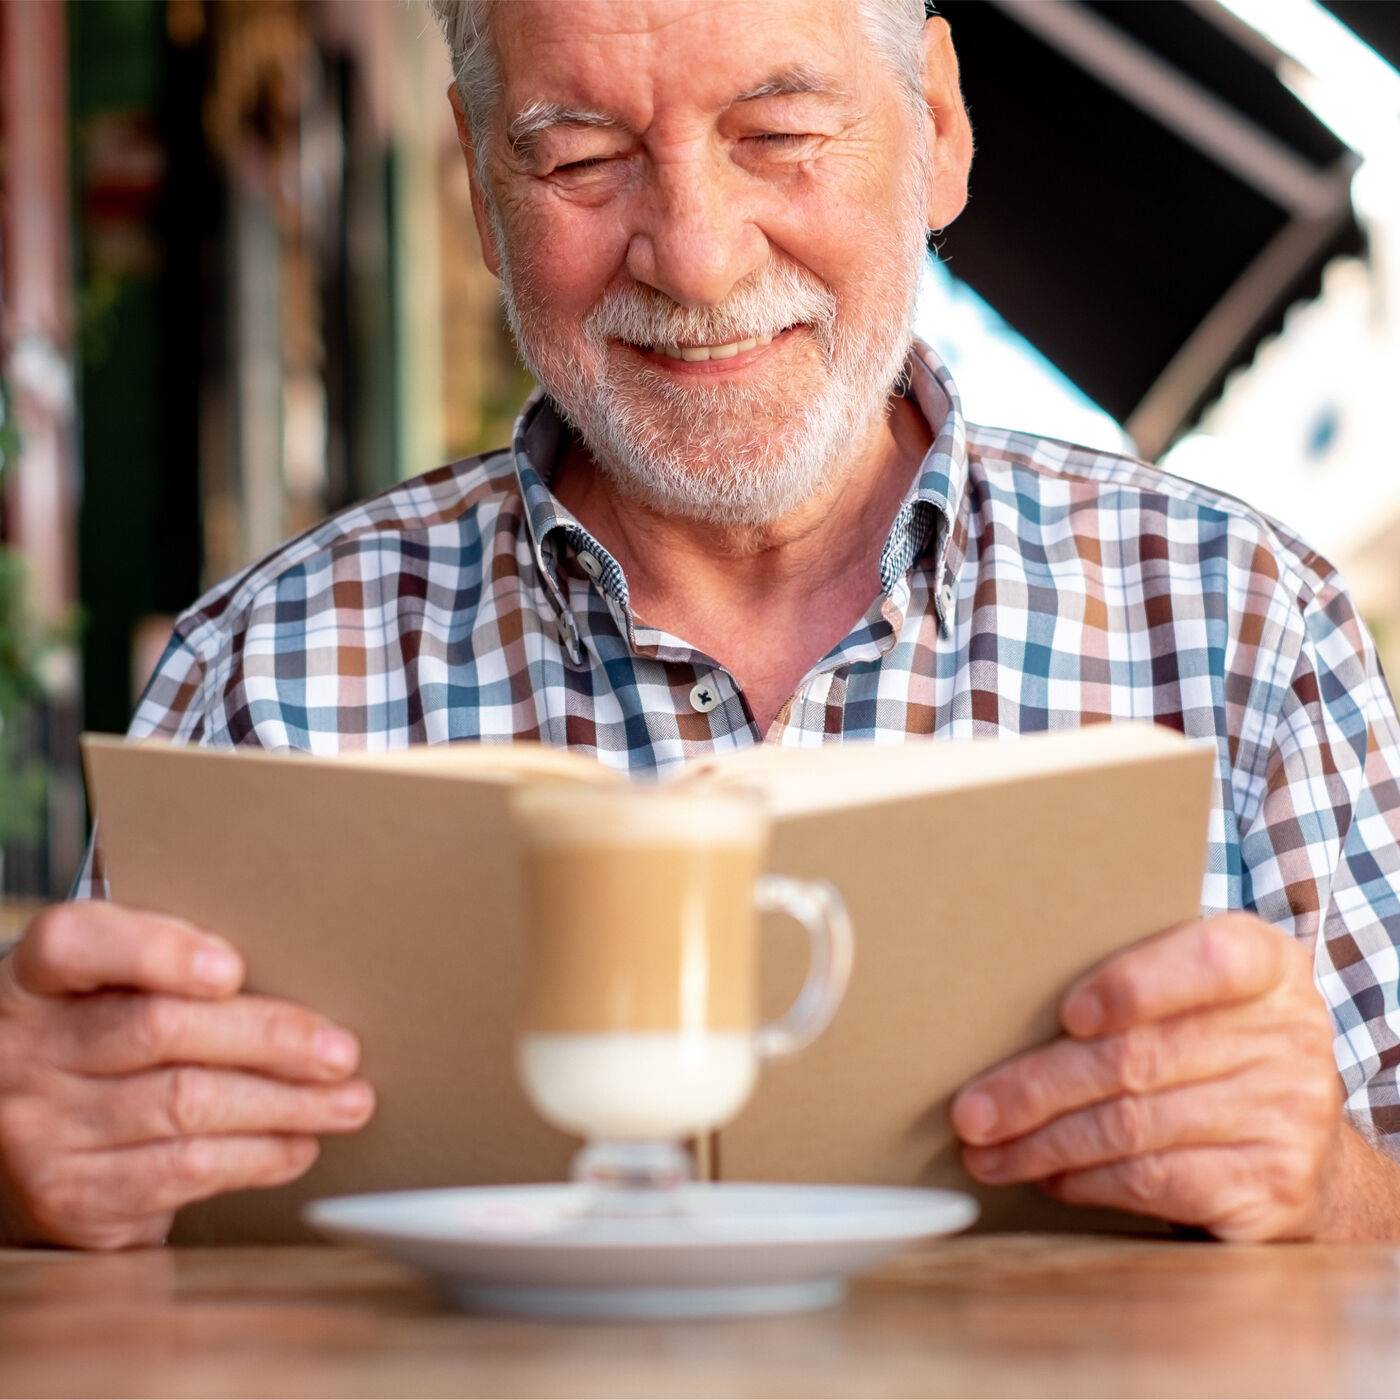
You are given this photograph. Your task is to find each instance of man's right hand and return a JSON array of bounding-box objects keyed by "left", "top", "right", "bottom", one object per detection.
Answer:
[{"left": 0, "top": 902, "right": 375, "bottom": 1250}]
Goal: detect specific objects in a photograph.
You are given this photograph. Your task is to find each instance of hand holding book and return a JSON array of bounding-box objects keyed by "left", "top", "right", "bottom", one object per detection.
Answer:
[
  {"left": 953, "top": 913, "right": 1348, "bottom": 1241},
  {"left": 0, "top": 902, "right": 373, "bottom": 1248}
]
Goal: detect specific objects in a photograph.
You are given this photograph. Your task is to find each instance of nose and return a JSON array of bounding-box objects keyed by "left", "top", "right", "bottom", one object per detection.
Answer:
[{"left": 625, "top": 149, "right": 768, "bottom": 307}]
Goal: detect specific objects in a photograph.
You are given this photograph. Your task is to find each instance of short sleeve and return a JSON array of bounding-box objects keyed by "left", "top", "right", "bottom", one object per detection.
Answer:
[{"left": 1237, "top": 563, "right": 1400, "bottom": 1141}]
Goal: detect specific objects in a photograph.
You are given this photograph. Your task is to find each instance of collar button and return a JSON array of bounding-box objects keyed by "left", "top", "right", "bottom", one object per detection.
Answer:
[{"left": 689, "top": 680, "right": 722, "bottom": 714}]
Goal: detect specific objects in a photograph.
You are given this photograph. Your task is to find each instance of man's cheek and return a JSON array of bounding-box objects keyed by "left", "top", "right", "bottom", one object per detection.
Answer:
[{"left": 521, "top": 191, "right": 630, "bottom": 272}]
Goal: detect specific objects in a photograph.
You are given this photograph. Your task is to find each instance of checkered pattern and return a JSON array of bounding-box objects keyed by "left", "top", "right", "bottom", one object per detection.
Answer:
[{"left": 77, "top": 342, "right": 1400, "bottom": 1142}]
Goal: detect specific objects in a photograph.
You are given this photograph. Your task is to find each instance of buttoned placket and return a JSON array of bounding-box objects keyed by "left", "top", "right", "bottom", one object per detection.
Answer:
[
  {"left": 768, "top": 590, "right": 906, "bottom": 742},
  {"left": 552, "top": 524, "right": 757, "bottom": 741},
  {"left": 545, "top": 480, "right": 955, "bottom": 748}
]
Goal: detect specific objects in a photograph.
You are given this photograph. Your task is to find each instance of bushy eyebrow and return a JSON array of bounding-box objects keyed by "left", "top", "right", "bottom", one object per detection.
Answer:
[
  {"left": 733, "top": 64, "right": 853, "bottom": 104},
  {"left": 506, "top": 101, "right": 621, "bottom": 162}
]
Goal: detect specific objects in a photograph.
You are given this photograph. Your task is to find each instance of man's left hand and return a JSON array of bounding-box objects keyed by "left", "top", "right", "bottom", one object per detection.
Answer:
[{"left": 950, "top": 913, "right": 1349, "bottom": 1241}]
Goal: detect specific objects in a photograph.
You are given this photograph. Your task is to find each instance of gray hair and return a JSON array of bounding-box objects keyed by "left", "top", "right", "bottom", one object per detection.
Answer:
[{"left": 426, "top": 0, "right": 928, "bottom": 170}]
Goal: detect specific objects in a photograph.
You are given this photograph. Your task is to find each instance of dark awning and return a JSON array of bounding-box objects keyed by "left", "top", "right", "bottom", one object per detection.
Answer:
[
  {"left": 934, "top": 0, "right": 1365, "bottom": 458},
  {"left": 1322, "top": 2, "right": 1400, "bottom": 75}
]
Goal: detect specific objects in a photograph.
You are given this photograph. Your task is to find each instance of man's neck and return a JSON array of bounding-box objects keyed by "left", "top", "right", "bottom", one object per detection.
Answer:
[{"left": 550, "top": 392, "right": 933, "bottom": 731}]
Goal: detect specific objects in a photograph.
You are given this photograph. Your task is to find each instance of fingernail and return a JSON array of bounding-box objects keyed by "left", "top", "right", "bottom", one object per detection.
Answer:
[
  {"left": 334, "top": 1082, "right": 374, "bottom": 1118},
  {"left": 193, "top": 945, "right": 241, "bottom": 988},
  {"left": 955, "top": 1090, "right": 998, "bottom": 1141},
  {"left": 968, "top": 1147, "right": 1004, "bottom": 1180},
  {"left": 315, "top": 1026, "right": 358, "bottom": 1072},
  {"left": 1065, "top": 989, "right": 1104, "bottom": 1036}
]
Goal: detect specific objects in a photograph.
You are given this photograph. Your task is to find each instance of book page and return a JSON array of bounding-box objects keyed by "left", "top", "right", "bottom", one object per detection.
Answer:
[
  {"left": 82, "top": 734, "right": 621, "bottom": 788},
  {"left": 721, "top": 735, "right": 1215, "bottom": 1232},
  {"left": 337, "top": 741, "right": 622, "bottom": 786},
  {"left": 670, "top": 722, "right": 1200, "bottom": 818},
  {"left": 81, "top": 734, "right": 582, "bottom": 1243}
]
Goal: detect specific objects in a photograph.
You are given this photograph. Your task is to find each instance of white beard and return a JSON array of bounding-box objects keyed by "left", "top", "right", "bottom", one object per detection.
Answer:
[{"left": 495, "top": 194, "right": 929, "bottom": 528}]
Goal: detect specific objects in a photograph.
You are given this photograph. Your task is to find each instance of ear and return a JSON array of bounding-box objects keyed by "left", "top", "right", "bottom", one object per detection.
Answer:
[
  {"left": 449, "top": 82, "right": 503, "bottom": 278},
  {"left": 920, "top": 17, "right": 973, "bottom": 231}
]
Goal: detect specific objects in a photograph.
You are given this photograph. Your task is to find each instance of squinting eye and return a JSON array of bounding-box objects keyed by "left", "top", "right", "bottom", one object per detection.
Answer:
[
  {"left": 555, "top": 156, "right": 613, "bottom": 173},
  {"left": 751, "top": 132, "right": 810, "bottom": 147}
]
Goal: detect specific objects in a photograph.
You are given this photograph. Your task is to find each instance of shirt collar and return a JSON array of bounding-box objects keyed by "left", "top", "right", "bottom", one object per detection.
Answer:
[
  {"left": 878, "top": 339, "right": 969, "bottom": 617},
  {"left": 512, "top": 383, "right": 576, "bottom": 570},
  {"left": 509, "top": 337, "right": 971, "bottom": 628}
]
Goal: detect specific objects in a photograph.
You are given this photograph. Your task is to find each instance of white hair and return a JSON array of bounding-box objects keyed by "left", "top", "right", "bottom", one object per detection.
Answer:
[
  {"left": 425, "top": 0, "right": 929, "bottom": 169},
  {"left": 424, "top": 0, "right": 935, "bottom": 528}
]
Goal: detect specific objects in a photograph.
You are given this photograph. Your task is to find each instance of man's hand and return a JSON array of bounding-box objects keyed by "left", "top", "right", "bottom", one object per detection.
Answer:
[
  {"left": 0, "top": 902, "right": 375, "bottom": 1250},
  {"left": 950, "top": 913, "right": 1362, "bottom": 1241}
]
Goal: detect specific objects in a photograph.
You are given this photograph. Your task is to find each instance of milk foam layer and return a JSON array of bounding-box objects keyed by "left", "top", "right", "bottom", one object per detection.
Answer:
[
  {"left": 518, "top": 1031, "right": 757, "bottom": 1140},
  {"left": 511, "top": 786, "right": 767, "bottom": 848}
]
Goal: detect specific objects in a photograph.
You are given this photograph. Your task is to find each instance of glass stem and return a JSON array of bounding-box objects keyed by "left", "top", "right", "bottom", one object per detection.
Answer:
[{"left": 571, "top": 1140, "right": 694, "bottom": 1208}]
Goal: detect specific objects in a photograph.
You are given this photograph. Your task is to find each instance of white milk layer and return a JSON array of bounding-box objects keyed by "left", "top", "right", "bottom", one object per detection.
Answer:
[{"left": 518, "top": 1031, "right": 757, "bottom": 1140}]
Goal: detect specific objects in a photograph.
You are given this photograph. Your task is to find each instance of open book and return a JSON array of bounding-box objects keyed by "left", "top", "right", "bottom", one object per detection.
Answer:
[{"left": 82, "top": 724, "right": 1214, "bottom": 1241}]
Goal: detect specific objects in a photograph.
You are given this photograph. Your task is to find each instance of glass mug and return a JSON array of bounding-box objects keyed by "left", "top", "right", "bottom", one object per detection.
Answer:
[{"left": 509, "top": 785, "right": 854, "bottom": 1197}]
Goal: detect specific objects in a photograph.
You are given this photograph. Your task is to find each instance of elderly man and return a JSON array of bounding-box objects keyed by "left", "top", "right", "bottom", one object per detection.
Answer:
[{"left": 3, "top": 0, "right": 1400, "bottom": 1250}]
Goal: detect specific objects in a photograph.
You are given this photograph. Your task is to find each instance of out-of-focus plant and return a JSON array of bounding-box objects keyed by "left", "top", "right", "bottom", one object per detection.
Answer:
[{"left": 0, "top": 372, "right": 49, "bottom": 851}]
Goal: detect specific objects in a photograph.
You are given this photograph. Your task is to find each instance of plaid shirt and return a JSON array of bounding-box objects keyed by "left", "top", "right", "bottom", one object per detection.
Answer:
[{"left": 79, "top": 341, "right": 1400, "bottom": 1141}]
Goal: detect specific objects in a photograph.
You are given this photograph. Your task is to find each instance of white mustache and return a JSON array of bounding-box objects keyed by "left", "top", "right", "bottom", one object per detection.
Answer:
[{"left": 583, "top": 261, "right": 838, "bottom": 354}]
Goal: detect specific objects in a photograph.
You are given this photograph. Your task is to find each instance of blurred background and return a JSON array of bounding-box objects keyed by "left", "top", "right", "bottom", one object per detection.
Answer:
[{"left": 0, "top": 0, "right": 1398, "bottom": 902}]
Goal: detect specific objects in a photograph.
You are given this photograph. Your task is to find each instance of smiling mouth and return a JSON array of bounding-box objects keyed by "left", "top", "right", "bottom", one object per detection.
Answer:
[
  {"left": 623, "top": 326, "right": 800, "bottom": 363},
  {"left": 648, "top": 332, "right": 775, "bottom": 362}
]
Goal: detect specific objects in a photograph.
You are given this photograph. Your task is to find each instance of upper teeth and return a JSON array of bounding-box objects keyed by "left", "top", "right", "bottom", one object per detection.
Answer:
[{"left": 653, "top": 332, "right": 774, "bottom": 361}]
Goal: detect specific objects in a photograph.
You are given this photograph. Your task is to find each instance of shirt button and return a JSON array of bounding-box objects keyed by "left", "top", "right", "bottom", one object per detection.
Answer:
[
  {"left": 689, "top": 679, "right": 722, "bottom": 713},
  {"left": 938, "top": 579, "right": 957, "bottom": 615},
  {"left": 577, "top": 551, "right": 603, "bottom": 580}
]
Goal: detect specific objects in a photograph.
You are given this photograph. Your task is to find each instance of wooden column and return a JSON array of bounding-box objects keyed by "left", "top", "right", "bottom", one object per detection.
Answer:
[{"left": 1, "top": 0, "right": 83, "bottom": 897}]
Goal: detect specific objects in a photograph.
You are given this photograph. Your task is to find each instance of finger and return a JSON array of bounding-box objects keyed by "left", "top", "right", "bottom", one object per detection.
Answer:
[
  {"left": 7, "top": 903, "right": 243, "bottom": 1001},
  {"left": 961, "top": 1071, "right": 1275, "bottom": 1185},
  {"left": 1060, "top": 916, "right": 1292, "bottom": 1038},
  {"left": 952, "top": 1007, "right": 1281, "bottom": 1146},
  {"left": 1041, "top": 1145, "right": 1286, "bottom": 1238},
  {"left": 50, "top": 992, "right": 362, "bottom": 1083},
  {"left": 69, "top": 1067, "right": 375, "bottom": 1149},
  {"left": 69, "top": 1134, "right": 322, "bottom": 1222},
  {"left": 16, "top": 1208, "right": 176, "bottom": 1253}
]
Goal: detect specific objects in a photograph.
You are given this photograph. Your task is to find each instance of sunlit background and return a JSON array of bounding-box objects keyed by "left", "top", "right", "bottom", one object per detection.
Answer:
[{"left": 1, "top": 0, "right": 1398, "bottom": 902}]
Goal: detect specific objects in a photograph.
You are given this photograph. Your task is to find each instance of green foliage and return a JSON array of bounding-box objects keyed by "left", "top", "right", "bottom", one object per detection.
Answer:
[{"left": 0, "top": 367, "right": 18, "bottom": 480}]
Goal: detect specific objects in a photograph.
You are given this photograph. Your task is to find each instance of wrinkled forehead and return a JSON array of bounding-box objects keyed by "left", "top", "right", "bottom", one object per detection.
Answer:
[{"left": 487, "top": 0, "right": 876, "bottom": 125}]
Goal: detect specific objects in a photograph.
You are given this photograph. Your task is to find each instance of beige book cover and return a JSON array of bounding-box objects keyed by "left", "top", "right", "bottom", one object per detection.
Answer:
[{"left": 81, "top": 725, "right": 1214, "bottom": 1242}]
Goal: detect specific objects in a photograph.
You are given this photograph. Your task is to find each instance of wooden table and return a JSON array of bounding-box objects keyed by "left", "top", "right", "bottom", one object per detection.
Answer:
[{"left": 4, "top": 1235, "right": 1400, "bottom": 1397}]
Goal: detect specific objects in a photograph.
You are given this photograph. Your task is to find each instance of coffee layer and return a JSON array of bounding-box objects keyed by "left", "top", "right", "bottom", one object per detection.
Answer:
[{"left": 520, "top": 845, "right": 762, "bottom": 1032}]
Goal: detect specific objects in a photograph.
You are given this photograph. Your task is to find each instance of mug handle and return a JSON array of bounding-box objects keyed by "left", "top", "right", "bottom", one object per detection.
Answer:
[{"left": 752, "top": 875, "right": 854, "bottom": 1062}]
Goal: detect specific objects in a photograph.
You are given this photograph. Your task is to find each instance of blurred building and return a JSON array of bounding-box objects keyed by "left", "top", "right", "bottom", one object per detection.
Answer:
[
  {"left": 1, "top": 0, "right": 531, "bottom": 896},
  {"left": 65, "top": 0, "right": 529, "bottom": 741},
  {"left": 1163, "top": 0, "right": 1400, "bottom": 675}
]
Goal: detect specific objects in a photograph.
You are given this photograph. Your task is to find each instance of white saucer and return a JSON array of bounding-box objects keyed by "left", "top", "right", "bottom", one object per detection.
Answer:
[{"left": 305, "top": 1182, "right": 978, "bottom": 1319}]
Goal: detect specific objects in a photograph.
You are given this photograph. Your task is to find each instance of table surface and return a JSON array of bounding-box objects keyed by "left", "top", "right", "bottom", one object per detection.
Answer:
[{"left": 4, "top": 1235, "right": 1400, "bottom": 1398}]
